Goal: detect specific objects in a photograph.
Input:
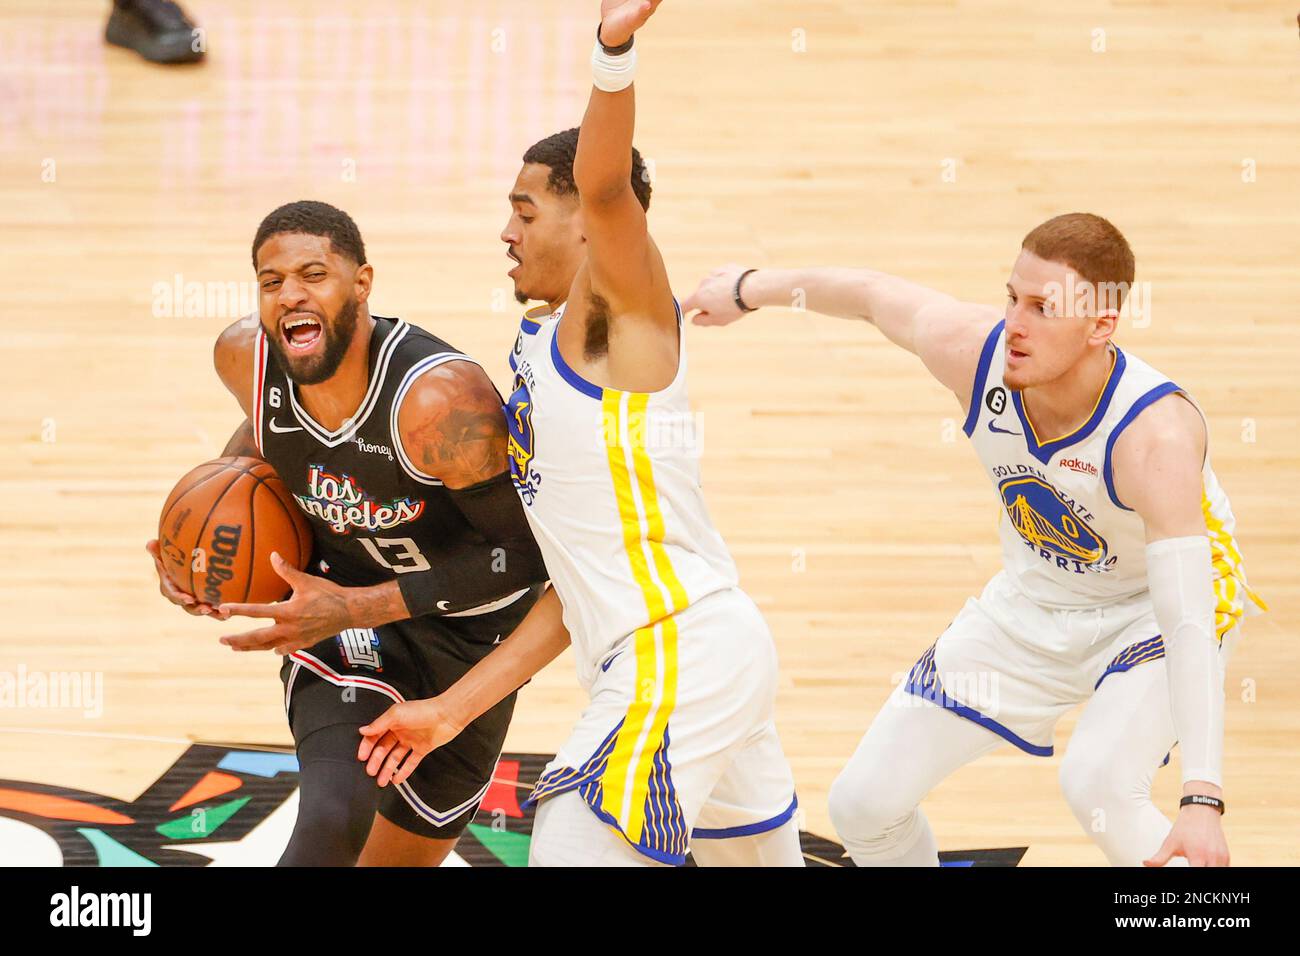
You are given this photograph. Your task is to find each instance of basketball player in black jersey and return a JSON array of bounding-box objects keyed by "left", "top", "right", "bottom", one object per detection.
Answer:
[{"left": 145, "top": 200, "right": 548, "bottom": 866}]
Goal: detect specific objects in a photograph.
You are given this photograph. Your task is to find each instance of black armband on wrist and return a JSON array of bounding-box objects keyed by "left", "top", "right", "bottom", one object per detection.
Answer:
[
  {"left": 734, "top": 268, "right": 759, "bottom": 313},
  {"left": 597, "top": 23, "right": 634, "bottom": 55},
  {"left": 1180, "top": 794, "right": 1225, "bottom": 815}
]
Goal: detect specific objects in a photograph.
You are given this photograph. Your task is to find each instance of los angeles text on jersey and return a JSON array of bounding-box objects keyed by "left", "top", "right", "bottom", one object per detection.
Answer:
[
  {"left": 293, "top": 464, "right": 425, "bottom": 534},
  {"left": 991, "top": 461, "right": 1117, "bottom": 576}
]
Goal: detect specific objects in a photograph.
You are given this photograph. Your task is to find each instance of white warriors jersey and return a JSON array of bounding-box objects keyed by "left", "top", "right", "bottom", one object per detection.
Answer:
[
  {"left": 963, "top": 320, "right": 1265, "bottom": 637},
  {"left": 504, "top": 302, "right": 739, "bottom": 688}
]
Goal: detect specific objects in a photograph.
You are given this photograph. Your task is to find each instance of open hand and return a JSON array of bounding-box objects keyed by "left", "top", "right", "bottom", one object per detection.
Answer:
[
  {"left": 217, "top": 552, "right": 350, "bottom": 655},
  {"left": 358, "top": 698, "right": 467, "bottom": 788},
  {"left": 683, "top": 264, "right": 754, "bottom": 326},
  {"left": 599, "top": 0, "right": 663, "bottom": 49},
  {"left": 1145, "top": 805, "right": 1229, "bottom": 867}
]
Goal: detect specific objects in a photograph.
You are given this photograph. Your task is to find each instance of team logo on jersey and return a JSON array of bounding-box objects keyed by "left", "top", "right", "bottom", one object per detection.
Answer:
[
  {"left": 998, "top": 475, "right": 1109, "bottom": 568},
  {"left": 293, "top": 464, "right": 425, "bottom": 534},
  {"left": 505, "top": 374, "right": 541, "bottom": 502},
  {"left": 337, "top": 628, "right": 383, "bottom": 671}
]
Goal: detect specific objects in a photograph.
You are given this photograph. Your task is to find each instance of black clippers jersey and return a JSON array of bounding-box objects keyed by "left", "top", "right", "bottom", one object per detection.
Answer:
[{"left": 251, "top": 316, "right": 506, "bottom": 606}]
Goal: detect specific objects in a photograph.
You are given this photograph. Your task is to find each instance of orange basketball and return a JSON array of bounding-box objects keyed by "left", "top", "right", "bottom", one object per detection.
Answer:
[{"left": 157, "top": 456, "right": 313, "bottom": 606}]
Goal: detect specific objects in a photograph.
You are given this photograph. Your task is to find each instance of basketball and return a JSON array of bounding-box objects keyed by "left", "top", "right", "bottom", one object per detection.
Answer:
[{"left": 156, "top": 456, "right": 312, "bottom": 607}]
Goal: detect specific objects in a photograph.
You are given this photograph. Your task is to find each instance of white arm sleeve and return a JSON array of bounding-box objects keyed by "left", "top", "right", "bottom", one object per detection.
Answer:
[{"left": 1145, "top": 535, "right": 1223, "bottom": 787}]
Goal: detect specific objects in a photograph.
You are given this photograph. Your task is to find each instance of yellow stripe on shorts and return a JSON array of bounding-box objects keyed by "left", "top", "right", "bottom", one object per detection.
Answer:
[{"left": 599, "top": 390, "right": 688, "bottom": 843}]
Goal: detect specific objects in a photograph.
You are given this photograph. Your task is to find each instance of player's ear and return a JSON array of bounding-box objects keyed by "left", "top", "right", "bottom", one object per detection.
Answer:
[
  {"left": 354, "top": 262, "right": 374, "bottom": 303},
  {"left": 1091, "top": 309, "right": 1119, "bottom": 345}
]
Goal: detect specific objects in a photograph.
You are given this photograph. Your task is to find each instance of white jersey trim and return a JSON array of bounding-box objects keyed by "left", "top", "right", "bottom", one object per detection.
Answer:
[
  {"left": 1102, "top": 381, "right": 1184, "bottom": 510},
  {"left": 286, "top": 318, "right": 410, "bottom": 447},
  {"left": 252, "top": 328, "right": 270, "bottom": 455}
]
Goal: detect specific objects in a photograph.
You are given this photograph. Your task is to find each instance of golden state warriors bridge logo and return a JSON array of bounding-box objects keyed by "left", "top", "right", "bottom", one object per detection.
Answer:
[
  {"left": 998, "top": 476, "right": 1110, "bottom": 572},
  {"left": 506, "top": 374, "right": 540, "bottom": 503}
]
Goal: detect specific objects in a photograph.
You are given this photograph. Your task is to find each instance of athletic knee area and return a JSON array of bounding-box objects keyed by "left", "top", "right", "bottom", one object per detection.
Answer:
[
  {"left": 827, "top": 766, "right": 917, "bottom": 841},
  {"left": 1059, "top": 746, "right": 1149, "bottom": 818},
  {"left": 279, "top": 723, "right": 382, "bottom": 867}
]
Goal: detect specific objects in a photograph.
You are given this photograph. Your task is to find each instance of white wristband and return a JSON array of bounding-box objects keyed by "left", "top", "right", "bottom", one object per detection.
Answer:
[{"left": 592, "top": 40, "right": 637, "bottom": 92}]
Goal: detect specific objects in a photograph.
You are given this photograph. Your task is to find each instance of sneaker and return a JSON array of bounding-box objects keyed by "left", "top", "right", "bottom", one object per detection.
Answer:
[{"left": 105, "top": 0, "right": 205, "bottom": 65}]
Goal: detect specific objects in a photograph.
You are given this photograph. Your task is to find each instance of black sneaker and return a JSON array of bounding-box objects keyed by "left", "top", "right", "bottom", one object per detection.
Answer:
[{"left": 105, "top": 0, "right": 206, "bottom": 64}]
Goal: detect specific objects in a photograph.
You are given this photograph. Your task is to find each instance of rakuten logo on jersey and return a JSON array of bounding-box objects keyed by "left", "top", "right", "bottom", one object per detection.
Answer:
[{"left": 1058, "top": 457, "right": 1098, "bottom": 478}]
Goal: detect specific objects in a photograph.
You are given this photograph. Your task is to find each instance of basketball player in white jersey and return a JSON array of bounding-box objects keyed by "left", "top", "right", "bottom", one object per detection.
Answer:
[
  {"left": 355, "top": 0, "right": 804, "bottom": 867},
  {"left": 683, "top": 213, "right": 1265, "bottom": 866}
]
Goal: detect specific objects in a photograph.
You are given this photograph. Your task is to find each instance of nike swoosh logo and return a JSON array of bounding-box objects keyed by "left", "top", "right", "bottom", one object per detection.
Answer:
[
  {"left": 600, "top": 651, "right": 622, "bottom": 673},
  {"left": 987, "top": 419, "right": 1022, "bottom": 437},
  {"left": 268, "top": 417, "right": 303, "bottom": 434},
  {"left": 492, "top": 634, "right": 503, "bottom": 645}
]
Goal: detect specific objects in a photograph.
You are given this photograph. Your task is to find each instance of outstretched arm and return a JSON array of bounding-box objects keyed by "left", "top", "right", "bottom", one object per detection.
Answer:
[
  {"left": 572, "top": 0, "right": 673, "bottom": 329},
  {"left": 358, "top": 586, "right": 572, "bottom": 787},
  {"left": 683, "top": 264, "right": 999, "bottom": 400},
  {"left": 1112, "top": 393, "right": 1229, "bottom": 867}
]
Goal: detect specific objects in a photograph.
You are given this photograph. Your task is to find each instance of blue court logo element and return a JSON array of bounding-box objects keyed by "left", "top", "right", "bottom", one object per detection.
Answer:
[
  {"left": 505, "top": 373, "right": 535, "bottom": 488},
  {"left": 998, "top": 476, "right": 1107, "bottom": 563}
]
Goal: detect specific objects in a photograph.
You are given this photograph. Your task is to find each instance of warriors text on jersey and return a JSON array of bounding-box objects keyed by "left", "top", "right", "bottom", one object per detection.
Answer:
[
  {"left": 505, "top": 303, "right": 739, "bottom": 687},
  {"left": 251, "top": 314, "right": 527, "bottom": 613},
  {"left": 962, "top": 319, "right": 1265, "bottom": 637}
]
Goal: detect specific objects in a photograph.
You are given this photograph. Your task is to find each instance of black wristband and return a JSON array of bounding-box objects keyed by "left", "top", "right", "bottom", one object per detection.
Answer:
[
  {"left": 1180, "top": 794, "right": 1225, "bottom": 815},
  {"left": 734, "top": 268, "right": 759, "bottom": 313},
  {"left": 596, "top": 23, "right": 634, "bottom": 56}
]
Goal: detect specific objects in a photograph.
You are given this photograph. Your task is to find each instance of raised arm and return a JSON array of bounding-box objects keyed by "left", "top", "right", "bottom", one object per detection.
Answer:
[
  {"left": 569, "top": 2, "right": 675, "bottom": 338},
  {"left": 683, "top": 264, "right": 999, "bottom": 402},
  {"left": 1111, "top": 393, "right": 1229, "bottom": 867}
]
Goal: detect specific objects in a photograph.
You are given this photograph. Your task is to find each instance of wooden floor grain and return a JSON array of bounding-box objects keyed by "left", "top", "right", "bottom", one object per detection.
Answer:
[{"left": 1, "top": 0, "right": 1295, "bottom": 864}]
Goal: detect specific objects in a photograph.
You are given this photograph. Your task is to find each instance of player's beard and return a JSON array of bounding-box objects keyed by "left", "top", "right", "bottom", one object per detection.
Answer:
[{"left": 267, "top": 296, "right": 359, "bottom": 386}]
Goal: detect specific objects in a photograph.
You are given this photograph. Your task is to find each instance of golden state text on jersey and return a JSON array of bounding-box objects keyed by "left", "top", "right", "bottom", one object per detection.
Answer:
[
  {"left": 961, "top": 319, "right": 1264, "bottom": 619},
  {"left": 995, "top": 470, "right": 1113, "bottom": 575}
]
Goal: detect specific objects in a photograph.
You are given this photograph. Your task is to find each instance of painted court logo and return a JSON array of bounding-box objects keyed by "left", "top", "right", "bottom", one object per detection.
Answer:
[{"left": 0, "top": 744, "right": 1024, "bottom": 867}]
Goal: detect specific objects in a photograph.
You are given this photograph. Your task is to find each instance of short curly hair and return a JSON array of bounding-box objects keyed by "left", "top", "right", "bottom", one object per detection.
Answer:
[
  {"left": 251, "top": 200, "right": 367, "bottom": 268},
  {"left": 522, "top": 128, "right": 652, "bottom": 211}
]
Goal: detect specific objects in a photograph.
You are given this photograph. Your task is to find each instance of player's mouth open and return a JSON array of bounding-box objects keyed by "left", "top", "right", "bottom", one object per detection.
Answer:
[
  {"left": 507, "top": 248, "right": 521, "bottom": 277},
  {"left": 1008, "top": 347, "right": 1029, "bottom": 360},
  {"left": 282, "top": 314, "right": 323, "bottom": 350}
]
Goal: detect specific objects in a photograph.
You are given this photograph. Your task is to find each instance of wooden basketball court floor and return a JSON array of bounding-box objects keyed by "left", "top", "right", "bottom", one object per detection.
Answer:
[{"left": 1, "top": 1, "right": 1296, "bottom": 865}]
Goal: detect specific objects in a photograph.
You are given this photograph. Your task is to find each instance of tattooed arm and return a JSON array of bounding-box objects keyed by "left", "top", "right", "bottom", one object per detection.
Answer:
[
  {"left": 392, "top": 360, "right": 549, "bottom": 617},
  {"left": 219, "top": 359, "right": 547, "bottom": 653}
]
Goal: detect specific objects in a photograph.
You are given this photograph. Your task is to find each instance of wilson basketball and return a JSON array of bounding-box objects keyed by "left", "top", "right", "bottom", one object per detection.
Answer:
[{"left": 157, "top": 456, "right": 313, "bottom": 606}]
